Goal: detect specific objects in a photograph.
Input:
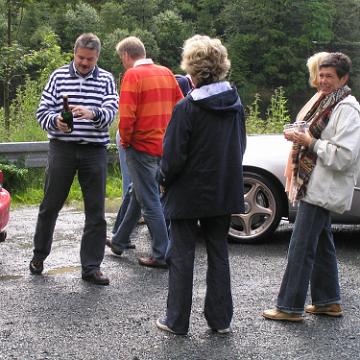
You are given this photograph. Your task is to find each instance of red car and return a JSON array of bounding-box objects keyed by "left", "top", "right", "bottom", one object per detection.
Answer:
[{"left": 0, "top": 170, "right": 11, "bottom": 242}]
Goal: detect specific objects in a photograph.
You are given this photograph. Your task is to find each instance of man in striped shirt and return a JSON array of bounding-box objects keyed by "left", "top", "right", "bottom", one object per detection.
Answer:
[
  {"left": 29, "top": 33, "right": 118, "bottom": 285},
  {"left": 108, "top": 36, "right": 183, "bottom": 268}
]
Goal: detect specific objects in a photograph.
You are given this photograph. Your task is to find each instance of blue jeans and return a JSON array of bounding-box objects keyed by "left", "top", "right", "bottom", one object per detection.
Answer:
[
  {"left": 112, "top": 131, "right": 132, "bottom": 236},
  {"left": 112, "top": 147, "right": 168, "bottom": 260},
  {"left": 276, "top": 201, "right": 341, "bottom": 314},
  {"left": 116, "top": 130, "right": 131, "bottom": 198},
  {"left": 164, "top": 216, "right": 233, "bottom": 334},
  {"left": 33, "top": 140, "right": 107, "bottom": 275},
  {"left": 112, "top": 184, "right": 132, "bottom": 236}
]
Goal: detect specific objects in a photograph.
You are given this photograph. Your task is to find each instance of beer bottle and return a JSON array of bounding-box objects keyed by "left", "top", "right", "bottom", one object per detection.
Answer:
[{"left": 61, "top": 95, "right": 73, "bottom": 132}]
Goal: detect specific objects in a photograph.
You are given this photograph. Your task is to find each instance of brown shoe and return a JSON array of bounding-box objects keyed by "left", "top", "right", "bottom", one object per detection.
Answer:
[
  {"left": 262, "top": 309, "right": 303, "bottom": 322},
  {"left": 82, "top": 270, "right": 110, "bottom": 286},
  {"left": 305, "top": 304, "right": 343, "bottom": 317},
  {"left": 138, "top": 256, "right": 168, "bottom": 269}
]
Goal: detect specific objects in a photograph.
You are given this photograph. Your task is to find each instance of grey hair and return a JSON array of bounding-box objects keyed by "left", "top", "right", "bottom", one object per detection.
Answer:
[{"left": 74, "top": 33, "right": 101, "bottom": 55}]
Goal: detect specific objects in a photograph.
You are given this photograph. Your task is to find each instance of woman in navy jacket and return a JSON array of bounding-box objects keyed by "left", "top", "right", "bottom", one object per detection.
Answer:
[{"left": 156, "top": 35, "right": 246, "bottom": 335}]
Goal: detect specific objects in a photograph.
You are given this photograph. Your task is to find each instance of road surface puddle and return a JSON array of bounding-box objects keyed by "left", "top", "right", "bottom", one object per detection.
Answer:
[
  {"left": 46, "top": 266, "right": 81, "bottom": 276},
  {"left": 0, "top": 275, "right": 22, "bottom": 281}
]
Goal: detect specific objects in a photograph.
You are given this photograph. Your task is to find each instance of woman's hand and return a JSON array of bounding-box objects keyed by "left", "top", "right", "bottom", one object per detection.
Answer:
[
  {"left": 292, "top": 130, "right": 313, "bottom": 147},
  {"left": 284, "top": 131, "right": 295, "bottom": 142}
]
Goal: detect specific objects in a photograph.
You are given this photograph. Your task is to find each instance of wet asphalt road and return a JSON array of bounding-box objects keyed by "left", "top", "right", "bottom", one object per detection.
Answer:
[{"left": 1, "top": 205, "right": 360, "bottom": 360}]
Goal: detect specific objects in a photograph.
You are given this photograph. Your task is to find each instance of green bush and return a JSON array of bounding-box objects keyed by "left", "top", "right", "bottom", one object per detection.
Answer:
[
  {"left": 246, "top": 93, "right": 266, "bottom": 134},
  {"left": 246, "top": 86, "right": 291, "bottom": 134},
  {"left": 265, "top": 86, "right": 291, "bottom": 133},
  {"left": 0, "top": 162, "right": 28, "bottom": 193}
]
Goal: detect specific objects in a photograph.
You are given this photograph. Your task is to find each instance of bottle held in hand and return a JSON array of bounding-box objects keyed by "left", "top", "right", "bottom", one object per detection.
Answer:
[{"left": 61, "top": 95, "right": 73, "bottom": 132}]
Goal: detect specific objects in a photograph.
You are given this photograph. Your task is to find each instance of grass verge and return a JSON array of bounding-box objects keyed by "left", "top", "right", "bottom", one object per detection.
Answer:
[{"left": 10, "top": 166, "right": 123, "bottom": 210}]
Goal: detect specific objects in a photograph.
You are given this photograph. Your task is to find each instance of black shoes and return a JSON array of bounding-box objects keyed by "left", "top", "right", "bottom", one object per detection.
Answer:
[
  {"left": 106, "top": 238, "right": 135, "bottom": 255},
  {"left": 30, "top": 258, "right": 109, "bottom": 285},
  {"left": 29, "top": 259, "right": 44, "bottom": 275},
  {"left": 82, "top": 270, "right": 110, "bottom": 285}
]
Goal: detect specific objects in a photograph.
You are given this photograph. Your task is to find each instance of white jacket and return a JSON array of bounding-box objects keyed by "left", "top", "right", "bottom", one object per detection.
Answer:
[{"left": 304, "top": 95, "right": 360, "bottom": 213}]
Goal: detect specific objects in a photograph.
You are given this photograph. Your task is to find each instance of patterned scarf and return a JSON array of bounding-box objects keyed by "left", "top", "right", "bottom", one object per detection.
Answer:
[{"left": 292, "top": 85, "right": 351, "bottom": 200}]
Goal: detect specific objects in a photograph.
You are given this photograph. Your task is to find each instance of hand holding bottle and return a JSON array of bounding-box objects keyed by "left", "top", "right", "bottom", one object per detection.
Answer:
[
  {"left": 59, "top": 95, "right": 73, "bottom": 133},
  {"left": 56, "top": 96, "right": 97, "bottom": 133}
]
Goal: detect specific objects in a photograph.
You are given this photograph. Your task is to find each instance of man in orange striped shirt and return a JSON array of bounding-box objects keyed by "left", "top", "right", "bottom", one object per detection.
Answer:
[{"left": 108, "top": 36, "right": 183, "bottom": 268}]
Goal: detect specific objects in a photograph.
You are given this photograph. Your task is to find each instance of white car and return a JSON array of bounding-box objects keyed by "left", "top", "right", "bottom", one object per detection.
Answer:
[{"left": 229, "top": 134, "right": 360, "bottom": 243}]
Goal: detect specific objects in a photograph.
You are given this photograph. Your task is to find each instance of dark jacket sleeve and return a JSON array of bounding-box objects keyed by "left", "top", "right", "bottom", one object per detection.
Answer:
[
  {"left": 240, "top": 106, "right": 247, "bottom": 155},
  {"left": 158, "top": 100, "right": 192, "bottom": 188}
]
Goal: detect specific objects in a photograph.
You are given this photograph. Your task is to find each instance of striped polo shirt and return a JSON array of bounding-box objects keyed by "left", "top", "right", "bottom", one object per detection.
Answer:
[{"left": 36, "top": 61, "right": 118, "bottom": 146}]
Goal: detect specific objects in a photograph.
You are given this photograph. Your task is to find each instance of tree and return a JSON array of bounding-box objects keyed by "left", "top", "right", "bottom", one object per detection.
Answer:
[
  {"left": 194, "top": 0, "right": 224, "bottom": 36},
  {"left": 100, "top": 28, "right": 130, "bottom": 82},
  {"left": 99, "top": 27, "right": 160, "bottom": 83},
  {"left": 54, "top": 1, "right": 100, "bottom": 51},
  {"left": 121, "top": 0, "right": 160, "bottom": 30},
  {"left": 0, "top": 0, "right": 32, "bottom": 137},
  {"left": 2, "top": 0, "right": 360, "bottom": 139},
  {"left": 98, "top": 1, "right": 126, "bottom": 35},
  {"left": 14, "top": 0, "right": 51, "bottom": 49},
  {"left": 8, "top": 31, "right": 72, "bottom": 141},
  {"left": 151, "top": 10, "right": 190, "bottom": 70},
  {"left": 221, "top": 0, "right": 336, "bottom": 115},
  {"left": 0, "top": 42, "right": 26, "bottom": 135}
]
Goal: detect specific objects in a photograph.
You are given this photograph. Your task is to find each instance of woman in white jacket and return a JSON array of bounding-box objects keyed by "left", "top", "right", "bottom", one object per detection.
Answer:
[{"left": 263, "top": 52, "right": 360, "bottom": 321}]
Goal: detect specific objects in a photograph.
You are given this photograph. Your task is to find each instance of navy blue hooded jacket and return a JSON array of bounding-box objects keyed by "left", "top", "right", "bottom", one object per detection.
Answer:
[{"left": 159, "top": 82, "right": 246, "bottom": 219}]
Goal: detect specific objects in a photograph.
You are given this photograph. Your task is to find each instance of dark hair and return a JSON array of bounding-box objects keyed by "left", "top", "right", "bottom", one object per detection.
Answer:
[{"left": 319, "top": 52, "right": 352, "bottom": 79}]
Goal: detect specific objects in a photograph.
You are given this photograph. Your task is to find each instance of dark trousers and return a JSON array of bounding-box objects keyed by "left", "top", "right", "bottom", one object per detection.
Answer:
[
  {"left": 165, "top": 215, "right": 233, "bottom": 333},
  {"left": 32, "top": 140, "right": 107, "bottom": 275}
]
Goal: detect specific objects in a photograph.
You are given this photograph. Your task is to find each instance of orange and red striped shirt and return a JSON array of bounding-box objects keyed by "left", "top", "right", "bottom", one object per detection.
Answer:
[{"left": 119, "top": 62, "right": 183, "bottom": 156}]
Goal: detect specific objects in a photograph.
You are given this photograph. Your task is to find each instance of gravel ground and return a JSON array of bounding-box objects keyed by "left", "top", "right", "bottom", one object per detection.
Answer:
[{"left": 1, "top": 206, "right": 360, "bottom": 360}]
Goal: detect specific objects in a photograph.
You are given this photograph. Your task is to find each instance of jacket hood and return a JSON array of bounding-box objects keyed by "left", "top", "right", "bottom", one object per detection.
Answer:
[
  {"left": 189, "top": 81, "right": 242, "bottom": 113},
  {"left": 336, "top": 94, "right": 360, "bottom": 114}
]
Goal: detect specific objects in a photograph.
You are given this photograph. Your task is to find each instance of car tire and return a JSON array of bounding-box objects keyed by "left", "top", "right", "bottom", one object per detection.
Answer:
[{"left": 228, "top": 171, "right": 283, "bottom": 244}]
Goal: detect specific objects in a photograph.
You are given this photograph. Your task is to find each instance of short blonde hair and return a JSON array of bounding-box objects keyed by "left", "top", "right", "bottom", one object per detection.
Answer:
[
  {"left": 307, "top": 52, "right": 329, "bottom": 88},
  {"left": 181, "top": 35, "right": 230, "bottom": 86},
  {"left": 116, "top": 36, "right": 146, "bottom": 59}
]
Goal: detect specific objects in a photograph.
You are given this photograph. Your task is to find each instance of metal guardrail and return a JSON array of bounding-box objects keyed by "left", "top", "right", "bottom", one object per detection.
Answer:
[
  {"left": 0, "top": 141, "right": 50, "bottom": 168},
  {"left": 0, "top": 141, "right": 117, "bottom": 168}
]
